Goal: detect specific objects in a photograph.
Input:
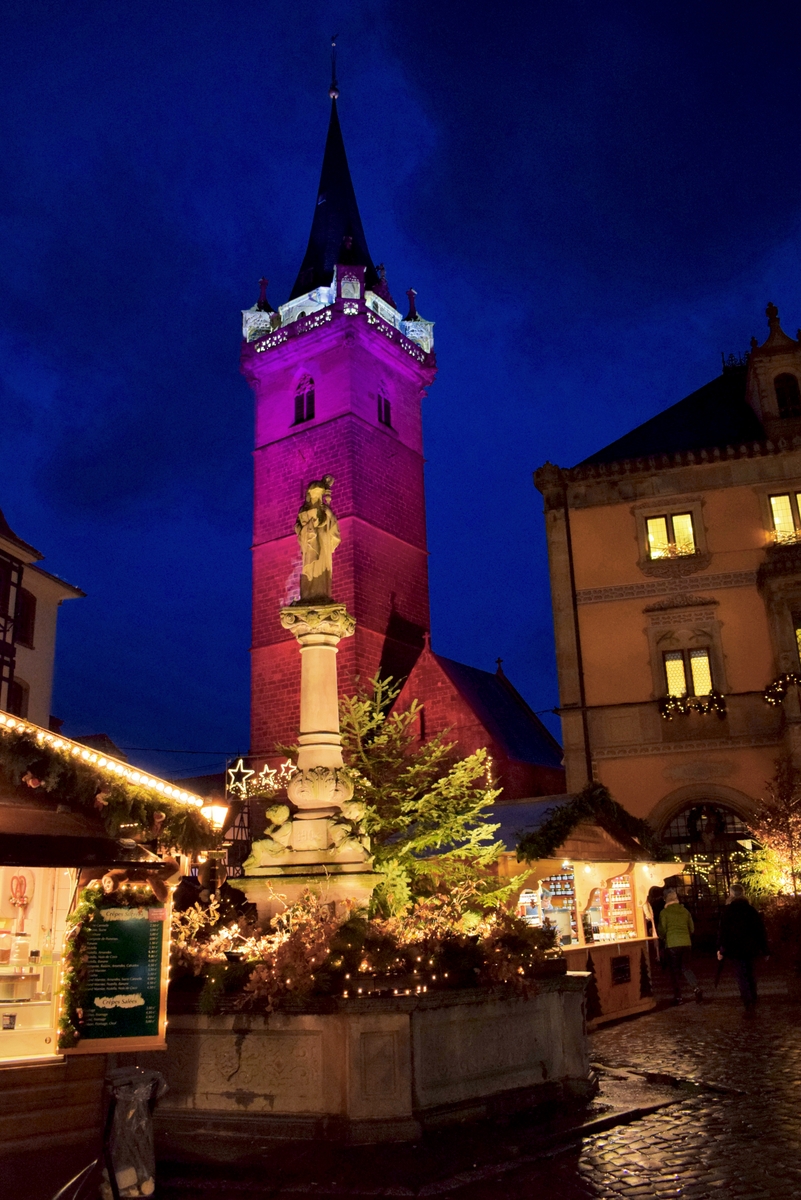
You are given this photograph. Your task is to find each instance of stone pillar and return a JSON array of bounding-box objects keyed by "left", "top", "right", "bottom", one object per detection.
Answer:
[
  {"left": 283, "top": 603, "right": 355, "bottom": 784},
  {"left": 233, "top": 602, "right": 380, "bottom": 923}
]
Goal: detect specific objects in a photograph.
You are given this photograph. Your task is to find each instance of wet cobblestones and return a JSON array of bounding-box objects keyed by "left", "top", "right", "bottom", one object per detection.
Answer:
[{"left": 456, "top": 988, "right": 801, "bottom": 1200}]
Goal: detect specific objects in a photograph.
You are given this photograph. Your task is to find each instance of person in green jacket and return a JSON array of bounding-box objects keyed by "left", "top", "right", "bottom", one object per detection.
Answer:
[{"left": 658, "top": 889, "right": 703, "bottom": 1004}]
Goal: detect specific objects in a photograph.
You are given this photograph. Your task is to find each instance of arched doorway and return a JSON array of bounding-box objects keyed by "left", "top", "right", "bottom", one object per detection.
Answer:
[{"left": 660, "top": 801, "right": 754, "bottom": 947}]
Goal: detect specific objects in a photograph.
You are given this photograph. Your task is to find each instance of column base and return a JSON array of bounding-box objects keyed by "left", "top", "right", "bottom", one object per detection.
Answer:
[{"left": 230, "top": 871, "right": 381, "bottom": 924}]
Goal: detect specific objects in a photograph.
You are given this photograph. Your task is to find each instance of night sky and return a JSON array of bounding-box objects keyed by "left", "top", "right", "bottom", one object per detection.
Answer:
[{"left": 2, "top": 2, "right": 801, "bottom": 781}]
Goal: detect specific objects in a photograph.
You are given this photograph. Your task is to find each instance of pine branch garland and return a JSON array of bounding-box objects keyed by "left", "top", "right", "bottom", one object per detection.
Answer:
[{"left": 515, "top": 781, "right": 672, "bottom": 863}]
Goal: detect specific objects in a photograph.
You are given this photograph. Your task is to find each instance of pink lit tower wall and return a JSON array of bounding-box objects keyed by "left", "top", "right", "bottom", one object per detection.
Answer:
[{"left": 241, "top": 91, "right": 437, "bottom": 758}]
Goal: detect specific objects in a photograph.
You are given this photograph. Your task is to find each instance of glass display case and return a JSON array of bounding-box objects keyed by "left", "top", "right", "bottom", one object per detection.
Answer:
[{"left": 0, "top": 866, "right": 74, "bottom": 1062}]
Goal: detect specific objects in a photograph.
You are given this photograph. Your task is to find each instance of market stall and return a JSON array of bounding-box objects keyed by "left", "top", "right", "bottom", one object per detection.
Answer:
[
  {"left": 0, "top": 710, "right": 216, "bottom": 1183},
  {"left": 494, "top": 794, "right": 682, "bottom": 1027}
]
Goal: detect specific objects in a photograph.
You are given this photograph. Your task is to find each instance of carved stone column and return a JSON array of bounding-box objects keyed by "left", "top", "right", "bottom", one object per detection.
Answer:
[{"left": 233, "top": 602, "right": 380, "bottom": 922}]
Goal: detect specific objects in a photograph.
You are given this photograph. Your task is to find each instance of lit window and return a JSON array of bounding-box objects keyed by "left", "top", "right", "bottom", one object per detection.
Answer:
[
  {"left": 293, "top": 376, "right": 315, "bottom": 424},
  {"left": 794, "top": 617, "right": 801, "bottom": 665},
  {"left": 664, "top": 652, "right": 688, "bottom": 697},
  {"left": 646, "top": 513, "right": 696, "bottom": 559},
  {"left": 663, "top": 649, "right": 713, "bottom": 697},
  {"left": 377, "top": 394, "right": 392, "bottom": 427},
  {"left": 775, "top": 374, "right": 801, "bottom": 419},
  {"left": 769, "top": 493, "right": 801, "bottom": 543},
  {"left": 689, "top": 649, "right": 713, "bottom": 696}
]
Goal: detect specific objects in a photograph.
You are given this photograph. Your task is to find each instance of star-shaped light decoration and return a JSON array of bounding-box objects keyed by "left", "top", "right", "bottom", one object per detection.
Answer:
[{"left": 226, "top": 758, "right": 255, "bottom": 799}]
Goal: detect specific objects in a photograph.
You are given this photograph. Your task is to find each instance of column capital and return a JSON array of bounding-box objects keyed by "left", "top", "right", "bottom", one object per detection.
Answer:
[{"left": 280, "top": 602, "right": 356, "bottom": 642}]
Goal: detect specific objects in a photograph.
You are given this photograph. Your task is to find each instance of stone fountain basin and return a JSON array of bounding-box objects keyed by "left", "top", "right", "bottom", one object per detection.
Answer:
[{"left": 136, "top": 974, "right": 590, "bottom": 1149}]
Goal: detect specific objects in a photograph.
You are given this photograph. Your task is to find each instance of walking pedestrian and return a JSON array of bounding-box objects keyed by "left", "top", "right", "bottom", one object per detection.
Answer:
[
  {"left": 658, "top": 888, "right": 702, "bottom": 1004},
  {"left": 717, "top": 883, "right": 769, "bottom": 1016},
  {"left": 644, "top": 885, "right": 666, "bottom": 971}
]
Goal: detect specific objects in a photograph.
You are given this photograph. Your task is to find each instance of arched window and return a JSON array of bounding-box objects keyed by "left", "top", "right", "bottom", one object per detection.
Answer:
[
  {"left": 294, "top": 376, "right": 315, "bottom": 425},
  {"left": 775, "top": 373, "right": 801, "bottom": 419},
  {"left": 660, "top": 801, "right": 752, "bottom": 943},
  {"left": 377, "top": 392, "right": 392, "bottom": 427}
]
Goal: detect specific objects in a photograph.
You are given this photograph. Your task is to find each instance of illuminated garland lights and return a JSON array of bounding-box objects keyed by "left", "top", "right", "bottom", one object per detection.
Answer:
[
  {"left": 0, "top": 711, "right": 215, "bottom": 854},
  {"left": 763, "top": 674, "right": 801, "bottom": 707},
  {"left": 171, "top": 890, "right": 560, "bottom": 1015},
  {"left": 0, "top": 712, "right": 203, "bottom": 806},
  {"left": 658, "top": 691, "right": 727, "bottom": 720}
]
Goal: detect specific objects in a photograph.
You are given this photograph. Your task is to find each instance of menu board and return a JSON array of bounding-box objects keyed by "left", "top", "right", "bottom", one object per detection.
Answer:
[{"left": 69, "top": 905, "right": 168, "bottom": 1053}]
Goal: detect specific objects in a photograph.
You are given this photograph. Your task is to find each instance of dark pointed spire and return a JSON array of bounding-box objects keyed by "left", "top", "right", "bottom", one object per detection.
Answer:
[
  {"left": 289, "top": 87, "right": 378, "bottom": 300},
  {"left": 256, "top": 278, "right": 273, "bottom": 313}
]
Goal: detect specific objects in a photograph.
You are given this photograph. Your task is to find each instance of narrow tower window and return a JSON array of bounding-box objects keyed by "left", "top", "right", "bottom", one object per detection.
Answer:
[
  {"left": 294, "top": 376, "right": 315, "bottom": 425},
  {"left": 377, "top": 393, "right": 392, "bottom": 427},
  {"left": 775, "top": 373, "right": 801, "bottom": 419}
]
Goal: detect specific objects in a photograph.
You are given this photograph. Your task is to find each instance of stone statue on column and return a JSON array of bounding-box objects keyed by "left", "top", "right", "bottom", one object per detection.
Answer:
[
  {"left": 234, "top": 476, "right": 378, "bottom": 921},
  {"left": 295, "top": 475, "right": 341, "bottom": 601}
]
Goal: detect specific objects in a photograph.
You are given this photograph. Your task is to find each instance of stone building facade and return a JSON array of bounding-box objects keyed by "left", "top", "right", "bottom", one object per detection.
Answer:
[{"left": 536, "top": 303, "right": 801, "bottom": 856}]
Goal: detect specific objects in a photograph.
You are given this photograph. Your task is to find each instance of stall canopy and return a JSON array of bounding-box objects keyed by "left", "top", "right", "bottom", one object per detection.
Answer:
[{"left": 492, "top": 794, "right": 657, "bottom": 864}]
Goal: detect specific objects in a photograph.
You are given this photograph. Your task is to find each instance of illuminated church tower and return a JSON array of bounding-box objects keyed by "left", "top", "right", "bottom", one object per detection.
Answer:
[{"left": 242, "top": 85, "right": 437, "bottom": 756}]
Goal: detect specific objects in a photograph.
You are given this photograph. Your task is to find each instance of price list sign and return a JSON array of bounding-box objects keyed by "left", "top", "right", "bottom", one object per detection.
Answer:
[{"left": 70, "top": 905, "right": 169, "bottom": 1052}]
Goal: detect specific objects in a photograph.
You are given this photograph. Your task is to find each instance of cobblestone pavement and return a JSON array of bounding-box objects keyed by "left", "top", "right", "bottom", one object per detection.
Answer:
[
  {"left": 457, "top": 965, "right": 801, "bottom": 1200},
  {"left": 160, "top": 961, "right": 801, "bottom": 1200}
]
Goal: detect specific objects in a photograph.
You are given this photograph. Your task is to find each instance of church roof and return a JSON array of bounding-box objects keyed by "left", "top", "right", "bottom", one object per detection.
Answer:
[
  {"left": 289, "top": 100, "right": 378, "bottom": 301},
  {"left": 579, "top": 364, "right": 765, "bottom": 467},
  {"left": 434, "top": 655, "right": 564, "bottom": 770}
]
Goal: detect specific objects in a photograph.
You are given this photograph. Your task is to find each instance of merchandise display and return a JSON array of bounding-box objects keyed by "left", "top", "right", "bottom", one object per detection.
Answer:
[
  {"left": 0, "top": 865, "right": 73, "bottom": 1061},
  {"left": 517, "top": 868, "right": 580, "bottom": 945},
  {"left": 583, "top": 873, "right": 637, "bottom": 942}
]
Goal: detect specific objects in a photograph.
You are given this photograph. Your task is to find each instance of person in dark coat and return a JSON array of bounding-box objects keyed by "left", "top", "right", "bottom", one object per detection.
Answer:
[
  {"left": 644, "top": 885, "right": 667, "bottom": 970},
  {"left": 717, "top": 884, "right": 769, "bottom": 1013}
]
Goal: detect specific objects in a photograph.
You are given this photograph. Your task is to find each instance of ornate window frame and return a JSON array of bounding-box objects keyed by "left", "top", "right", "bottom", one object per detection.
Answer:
[
  {"left": 643, "top": 596, "right": 727, "bottom": 699},
  {"left": 753, "top": 480, "right": 801, "bottom": 547},
  {"left": 632, "top": 496, "right": 710, "bottom": 577}
]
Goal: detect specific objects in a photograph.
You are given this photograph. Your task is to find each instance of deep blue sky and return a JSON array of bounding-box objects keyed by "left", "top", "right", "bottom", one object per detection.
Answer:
[{"left": 2, "top": 2, "right": 801, "bottom": 779}]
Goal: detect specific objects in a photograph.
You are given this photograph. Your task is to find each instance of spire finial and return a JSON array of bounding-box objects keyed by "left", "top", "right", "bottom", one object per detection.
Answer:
[
  {"left": 257, "top": 278, "right": 273, "bottom": 313},
  {"left": 405, "top": 287, "right": 418, "bottom": 321},
  {"left": 495, "top": 657, "right": 504, "bottom": 675},
  {"left": 329, "top": 34, "right": 340, "bottom": 100}
]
